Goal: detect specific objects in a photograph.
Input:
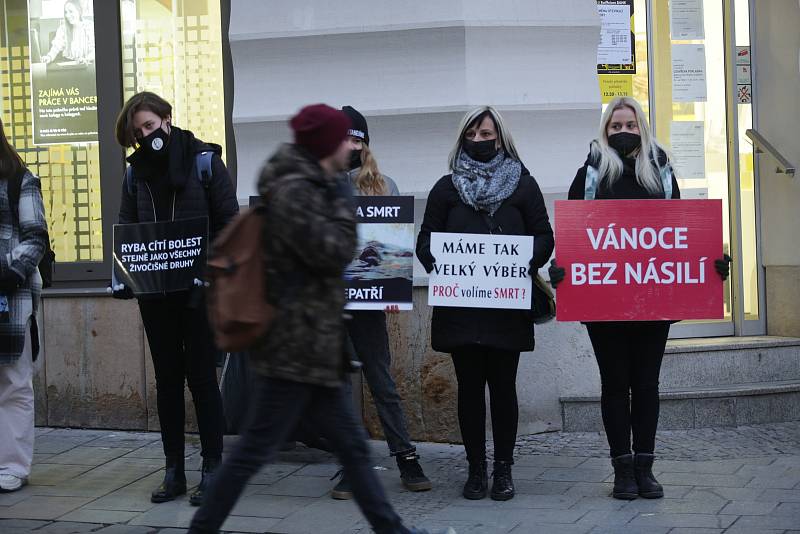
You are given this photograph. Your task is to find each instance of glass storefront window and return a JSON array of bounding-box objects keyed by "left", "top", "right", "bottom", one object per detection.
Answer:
[
  {"left": 1, "top": 0, "right": 102, "bottom": 262},
  {"left": 119, "top": 0, "right": 226, "bottom": 161}
]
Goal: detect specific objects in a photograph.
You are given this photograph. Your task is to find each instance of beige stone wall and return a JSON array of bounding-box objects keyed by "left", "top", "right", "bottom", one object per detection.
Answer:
[
  {"left": 36, "top": 296, "right": 197, "bottom": 432},
  {"left": 766, "top": 266, "right": 800, "bottom": 338}
]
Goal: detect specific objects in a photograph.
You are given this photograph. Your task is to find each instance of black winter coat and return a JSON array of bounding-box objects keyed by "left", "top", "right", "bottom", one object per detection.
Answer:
[
  {"left": 118, "top": 126, "right": 239, "bottom": 241},
  {"left": 417, "top": 168, "right": 554, "bottom": 353}
]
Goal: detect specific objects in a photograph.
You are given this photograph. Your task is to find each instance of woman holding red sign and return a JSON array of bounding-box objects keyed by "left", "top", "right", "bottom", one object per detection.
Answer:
[
  {"left": 417, "top": 107, "right": 554, "bottom": 501},
  {"left": 549, "top": 97, "right": 731, "bottom": 501}
]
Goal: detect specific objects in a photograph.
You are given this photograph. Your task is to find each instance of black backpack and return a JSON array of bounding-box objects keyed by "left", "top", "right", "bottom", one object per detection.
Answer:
[{"left": 8, "top": 167, "right": 55, "bottom": 288}]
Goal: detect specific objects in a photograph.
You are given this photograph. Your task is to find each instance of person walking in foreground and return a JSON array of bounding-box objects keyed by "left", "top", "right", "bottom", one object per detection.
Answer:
[
  {"left": 113, "top": 92, "right": 239, "bottom": 506},
  {"left": 416, "top": 106, "right": 554, "bottom": 501},
  {"left": 0, "top": 119, "right": 47, "bottom": 493},
  {"left": 188, "top": 104, "right": 453, "bottom": 534},
  {"left": 329, "top": 105, "right": 431, "bottom": 500},
  {"left": 549, "top": 96, "right": 732, "bottom": 500}
]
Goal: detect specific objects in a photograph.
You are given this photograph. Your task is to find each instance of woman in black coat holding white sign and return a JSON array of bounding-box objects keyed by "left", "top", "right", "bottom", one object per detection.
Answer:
[
  {"left": 416, "top": 106, "right": 554, "bottom": 501},
  {"left": 550, "top": 96, "right": 730, "bottom": 501},
  {"left": 112, "top": 92, "right": 238, "bottom": 506}
]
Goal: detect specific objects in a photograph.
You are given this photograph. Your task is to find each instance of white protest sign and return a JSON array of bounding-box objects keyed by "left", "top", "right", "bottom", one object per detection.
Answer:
[{"left": 428, "top": 232, "right": 533, "bottom": 310}]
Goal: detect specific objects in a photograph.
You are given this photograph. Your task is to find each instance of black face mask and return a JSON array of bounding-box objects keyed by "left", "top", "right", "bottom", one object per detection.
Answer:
[
  {"left": 462, "top": 138, "right": 498, "bottom": 163},
  {"left": 349, "top": 149, "right": 363, "bottom": 171},
  {"left": 608, "top": 132, "right": 641, "bottom": 157},
  {"left": 139, "top": 122, "right": 170, "bottom": 159}
]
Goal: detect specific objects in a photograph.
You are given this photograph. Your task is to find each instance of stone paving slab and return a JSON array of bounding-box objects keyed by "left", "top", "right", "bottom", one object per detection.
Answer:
[{"left": 1, "top": 422, "right": 798, "bottom": 533}]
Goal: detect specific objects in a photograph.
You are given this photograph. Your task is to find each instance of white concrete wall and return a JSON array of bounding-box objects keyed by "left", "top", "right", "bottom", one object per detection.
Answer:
[{"left": 229, "top": 0, "right": 604, "bottom": 433}]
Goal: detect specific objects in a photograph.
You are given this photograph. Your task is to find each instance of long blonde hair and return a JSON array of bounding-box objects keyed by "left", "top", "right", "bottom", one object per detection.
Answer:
[
  {"left": 447, "top": 106, "right": 522, "bottom": 171},
  {"left": 353, "top": 144, "right": 387, "bottom": 196},
  {"left": 591, "top": 97, "right": 668, "bottom": 195}
]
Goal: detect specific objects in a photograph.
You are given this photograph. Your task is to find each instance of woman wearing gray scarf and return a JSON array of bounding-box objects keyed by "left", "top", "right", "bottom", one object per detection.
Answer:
[{"left": 417, "top": 107, "right": 554, "bottom": 502}]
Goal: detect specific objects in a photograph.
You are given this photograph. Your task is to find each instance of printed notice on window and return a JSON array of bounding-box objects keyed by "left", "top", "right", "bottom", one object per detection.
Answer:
[
  {"left": 672, "top": 44, "right": 707, "bottom": 102},
  {"left": 596, "top": 0, "right": 634, "bottom": 66},
  {"left": 670, "top": 0, "right": 705, "bottom": 40},
  {"left": 670, "top": 121, "right": 706, "bottom": 180},
  {"left": 27, "top": 0, "right": 99, "bottom": 145}
]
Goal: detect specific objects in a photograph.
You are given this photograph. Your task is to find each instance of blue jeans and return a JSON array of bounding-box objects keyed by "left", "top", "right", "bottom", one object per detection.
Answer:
[
  {"left": 188, "top": 376, "right": 410, "bottom": 534},
  {"left": 346, "top": 311, "right": 415, "bottom": 456}
]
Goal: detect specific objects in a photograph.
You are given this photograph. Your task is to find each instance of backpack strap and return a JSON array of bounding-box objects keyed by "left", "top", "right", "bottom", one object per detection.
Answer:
[
  {"left": 584, "top": 165, "right": 600, "bottom": 200},
  {"left": 125, "top": 166, "right": 136, "bottom": 197},
  {"left": 659, "top": 162, "right": 673, "bottom": 199},
  {"left": 195, "top": 151, "right": 214, "bottom": 188}
]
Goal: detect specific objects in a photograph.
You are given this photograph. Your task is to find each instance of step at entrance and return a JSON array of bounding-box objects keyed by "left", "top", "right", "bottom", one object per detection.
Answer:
[{"left": 560, "top": 337, "right": 800, "bottom": 431}]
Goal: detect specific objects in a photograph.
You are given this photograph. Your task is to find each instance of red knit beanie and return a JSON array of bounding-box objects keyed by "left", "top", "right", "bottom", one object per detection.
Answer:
[{"left": 290, "top": 104, "right": 351, "bottom": 160}]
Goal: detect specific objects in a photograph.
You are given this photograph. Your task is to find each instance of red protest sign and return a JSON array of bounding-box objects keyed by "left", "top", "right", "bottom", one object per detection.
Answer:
[{"left": 554, "top": 200, "right": 724, "bottom": 322}]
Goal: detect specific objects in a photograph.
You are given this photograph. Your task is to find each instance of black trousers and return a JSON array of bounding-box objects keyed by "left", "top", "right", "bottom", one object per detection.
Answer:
[
  {"left": 451, "top": 346, "right": 521, "bottom": 464},
  {"left": 586, "top": 322, "right": 671, "bottom": 458},
  {"left": 188, "top": 376, "right": 410, "bottom": 534},
  {"left": 139, "top": 293, "right": 224, "bottom": 460}
]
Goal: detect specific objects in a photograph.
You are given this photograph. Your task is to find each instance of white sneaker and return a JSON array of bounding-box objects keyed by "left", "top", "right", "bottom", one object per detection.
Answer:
[{"left": 0, "top": 474, "right": 26, "bottom": 492}]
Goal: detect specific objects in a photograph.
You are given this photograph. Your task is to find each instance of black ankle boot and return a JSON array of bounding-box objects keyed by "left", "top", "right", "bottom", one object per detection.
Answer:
[
  {"left": 634, "top": 453, "right": 664, "bottom": 499},
  {"left": 151, "top": 456, "right": 187, "bottom": 503},
  {"left": 189, "top": 457, "right": 221, "bottom": 506},
  {"left": 490, "top": 461, "right": 515, "bottom": 501},
  {"left": 611, "top": 454, "right": 638, "bottom": 500},
  {"left": 462, "top": 461, "right": 488, "bottom": 500}
]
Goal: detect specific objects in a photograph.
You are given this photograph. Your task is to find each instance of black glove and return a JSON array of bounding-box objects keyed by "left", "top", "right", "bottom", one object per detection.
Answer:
[
  {"left": 715, "top": 254, "right": 732, "bottom": 281},
  {"left": 0, "top": 270, "right": 24, "bottom": 294},
  {"left": 548, "top": 259, "right": 566, "bottom": 289},
  {"left": 109, "top": 282, "right": 135, "bottom": 300},
  {"left": 420, "top": 253, "right": 436, "bottom": 274}
]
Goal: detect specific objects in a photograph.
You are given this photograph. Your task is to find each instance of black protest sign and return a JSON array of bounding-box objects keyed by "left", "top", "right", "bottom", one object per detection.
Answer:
[
  {"left": 345, "top": 196, "right": 415, "bottom": 310},
  {"left": 113, "top": 217, "right": 208, "bottom": 296}
]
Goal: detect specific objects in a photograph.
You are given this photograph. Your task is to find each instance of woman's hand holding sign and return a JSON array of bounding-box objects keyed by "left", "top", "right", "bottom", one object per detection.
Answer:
[
  {"left": 548, "top": 259, "right": 566, "bottom": 289},
  {"left": 715, "top": 254, "right": 732, "bottom": 281}
]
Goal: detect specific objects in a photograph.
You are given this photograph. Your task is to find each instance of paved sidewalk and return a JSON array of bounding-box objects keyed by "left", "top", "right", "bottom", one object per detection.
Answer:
[{"left": 0, "top": 423, "right": 798, "bottom": 533}]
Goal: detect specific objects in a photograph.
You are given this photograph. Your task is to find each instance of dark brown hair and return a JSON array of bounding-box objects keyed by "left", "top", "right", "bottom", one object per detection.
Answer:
[
  {"left": 0, "top": 118, "right": 25, "bottom": 179},
  {"left": 115, "top": 91, "right": 173, "bottom": 147}
]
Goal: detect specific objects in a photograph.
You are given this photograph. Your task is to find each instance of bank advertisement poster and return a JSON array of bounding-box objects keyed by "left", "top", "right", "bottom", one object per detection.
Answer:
[
  {"left": 27, "top": 0, "right": 98, "bottom": 145},
  {"left": 427, "top": 233, "right": 534, "bottom": 310},
  {"left": 113, "top": 217, "right": 208, "bottom": 297},
  {"left": 345, "top": 196, "right": 414, "bottom": 310},
  {"left": 554, "top": 200, "right": 723, "bottom": 322}
]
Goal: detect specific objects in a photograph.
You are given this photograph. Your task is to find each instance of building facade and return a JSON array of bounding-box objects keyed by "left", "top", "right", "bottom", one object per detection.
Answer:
[{"left": 6, "top": 0, "right": 798, "bottom": 438}]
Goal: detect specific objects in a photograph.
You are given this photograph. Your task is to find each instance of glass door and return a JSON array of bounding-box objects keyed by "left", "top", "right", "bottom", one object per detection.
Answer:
[{"left": 639, "top": 0, "right": 762, "bottom": 337}]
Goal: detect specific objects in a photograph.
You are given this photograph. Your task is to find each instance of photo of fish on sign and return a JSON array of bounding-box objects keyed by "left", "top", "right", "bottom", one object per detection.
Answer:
[{"left": 344, "top": 196, "right": 415, "bottom": 310}]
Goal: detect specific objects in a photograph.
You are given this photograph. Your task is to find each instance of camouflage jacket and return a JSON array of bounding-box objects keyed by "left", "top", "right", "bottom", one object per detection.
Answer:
[{"left": 250, "top": 144, "right": 357, "bottom": 388}]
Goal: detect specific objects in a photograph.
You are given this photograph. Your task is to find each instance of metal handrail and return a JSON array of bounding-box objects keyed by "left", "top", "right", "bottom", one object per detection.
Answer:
[{"left": 746, "top": 129, "right": 796, "bottom": 177}]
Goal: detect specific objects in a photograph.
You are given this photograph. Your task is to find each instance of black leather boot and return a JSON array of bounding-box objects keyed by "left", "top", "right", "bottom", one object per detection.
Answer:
[
  {"left": 462, "top": 461, "right": 488, "bottom": 500},
  {"left": 189, "top": 457, "right": 221, "bottom": 506},
  {"left": 151, "top": 456, "right": 187, "bottom": 503},
  {"left": 634, "top": 453, "right": 664, "bottom": 499},
  {"left": 490, "top": 461, "right": 515, "bottom": 501},
  {"left": 611, "top": 454, "right": 638, "bottom": 500}
]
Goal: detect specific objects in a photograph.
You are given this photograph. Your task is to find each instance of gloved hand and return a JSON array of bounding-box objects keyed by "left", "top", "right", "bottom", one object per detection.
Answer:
[
  {"left": 420, "top": 253, "right": 436, "bottom": 274},
  {"left": 0, "top": 270, "right": 24, "bottom": 294},
  {"left": 527, "top": 259, "right": 538, "bottom": 277},
  {"left": 715, "top": 254, "right": 732, "bottom": 281},
  {"left": 548, "top": 259, "right": 566, "bottom": 289},
  {"left": 108, "top": 282, "right": 134, "bottom": 300}
]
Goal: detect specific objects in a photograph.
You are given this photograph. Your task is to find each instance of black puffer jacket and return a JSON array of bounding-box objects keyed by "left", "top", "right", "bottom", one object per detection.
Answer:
[
  {"left": 118, "top": 126, "right": 239, "bottom": 241},
  {"left": 416, "top": 167, "right": 554, "bottom": 353}
]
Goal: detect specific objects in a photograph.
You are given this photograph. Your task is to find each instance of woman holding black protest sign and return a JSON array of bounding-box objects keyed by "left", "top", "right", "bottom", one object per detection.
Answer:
[
  {"left": 113, "top": 92, "right": 238, "bottom": 506},
  {"left": 326, "top": 106, "right": 431, "bottom": 500},
  {"left": 549, "top": 96, "right": 731, "bottom": 501},
  {"left": 416, "top": 106, "right": 554, "bottom": 501}
]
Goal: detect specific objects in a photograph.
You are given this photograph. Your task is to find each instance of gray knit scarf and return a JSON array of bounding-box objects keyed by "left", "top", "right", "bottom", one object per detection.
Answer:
[{"left": 451, "top": 150, "right": 522, "bottom": 215}]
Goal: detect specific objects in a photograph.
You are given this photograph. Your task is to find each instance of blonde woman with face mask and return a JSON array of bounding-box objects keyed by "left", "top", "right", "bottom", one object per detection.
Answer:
[{"left": 549, "top": 97, "right": 731, "bottom": 501}]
